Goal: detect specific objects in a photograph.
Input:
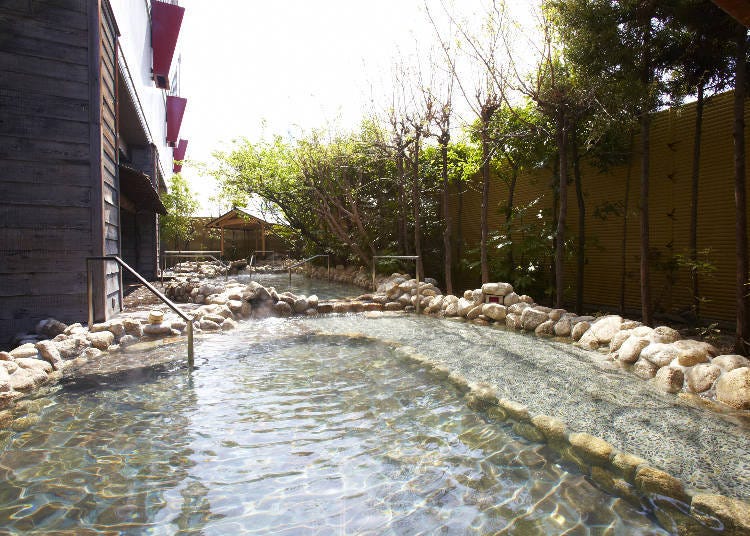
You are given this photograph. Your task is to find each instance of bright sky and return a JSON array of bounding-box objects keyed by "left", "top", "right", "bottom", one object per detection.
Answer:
[{"left": 178, "top": 0, "right": 540, "bottom": 215}]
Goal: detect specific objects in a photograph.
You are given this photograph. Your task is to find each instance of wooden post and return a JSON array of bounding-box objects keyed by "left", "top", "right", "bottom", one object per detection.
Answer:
[
  {"left": 220, "top": 227, "right": 225, "bottom": 257},
  {"left": 261, "top": 221, "right": 266, "bottom": 251}
]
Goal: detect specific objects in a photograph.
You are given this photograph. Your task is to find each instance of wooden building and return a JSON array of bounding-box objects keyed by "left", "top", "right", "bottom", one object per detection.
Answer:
[
  {"left": 162, "top": 209, "right": 293, "bottom": 262},
  {"left": 0, "top": 0, "right": 189, "bottom": 346}
]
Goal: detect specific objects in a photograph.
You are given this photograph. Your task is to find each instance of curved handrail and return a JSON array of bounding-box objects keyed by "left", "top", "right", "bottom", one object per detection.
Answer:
[
  {"left": 288, "top": 254, "right": 330, "bottom": 283},
  {"left": 87, "top": 255, "right": 194, "bottom": 369}
]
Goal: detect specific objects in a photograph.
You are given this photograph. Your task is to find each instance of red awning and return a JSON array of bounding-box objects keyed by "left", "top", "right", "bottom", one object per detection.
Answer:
[
  {"left": 151, "top": 1, "right": 185, "bottom": 89},
  {"left": 173, "top": 139, "right": 188, "bottom": 172},
  {"left": 166, "top": 95, "right": 187, "bottom": 146}
]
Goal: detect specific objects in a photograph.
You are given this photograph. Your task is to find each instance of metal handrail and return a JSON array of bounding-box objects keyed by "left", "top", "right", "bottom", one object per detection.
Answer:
[
  {"left": 288, "top": 254, "right": 330, "bottom": 284},
  {"left": 372, "top": 255, "right": 422, "bottom": 314},
  {"left": 87, "top": 255, "right": 194, "bottom": 369},
  {"left": 161, "top": 250, "right": 228, "bottom": 283}
]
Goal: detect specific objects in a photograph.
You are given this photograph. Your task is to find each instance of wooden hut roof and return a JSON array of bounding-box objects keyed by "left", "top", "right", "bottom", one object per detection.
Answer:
[{"left": 205, "top": 207, "right": 275, "bottom": 230}]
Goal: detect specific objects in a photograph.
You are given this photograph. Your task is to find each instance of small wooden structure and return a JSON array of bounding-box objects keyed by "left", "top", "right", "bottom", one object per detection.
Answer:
[{"left": 206, "top": 207, "right": 277, "bottom": 258}]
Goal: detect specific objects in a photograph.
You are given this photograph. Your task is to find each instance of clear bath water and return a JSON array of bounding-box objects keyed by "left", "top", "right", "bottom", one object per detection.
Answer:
[{"left": 0, "top": 319, "right": 669, "bottom": 535}]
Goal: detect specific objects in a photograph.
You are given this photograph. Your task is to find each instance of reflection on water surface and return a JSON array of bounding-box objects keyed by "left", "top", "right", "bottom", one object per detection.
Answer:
[{"left": 0, "top": 325, "right": 667, "bottom": 534}]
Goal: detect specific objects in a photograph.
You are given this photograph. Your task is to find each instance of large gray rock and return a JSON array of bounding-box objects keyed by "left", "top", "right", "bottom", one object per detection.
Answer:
[
  {"left": 507, "top": 302, "right": 530, "bottom": 315},
  {"left": 64, "top": 322, "right": 87, "bottom": 336},
  {"left": 221, "top": 318, "right": 238, "bottom": 330},
  {"left": 273, "top": 301, "right": 293, "bottom": 317},
  {"left": 649, "top": 326, "right": 681, "bottom": 344},
  {"left": 481, "top": 303, "right": 507, "bottom": 321},
  {"left": 481, "top": 282, "right": 513, "bottom": 296},
  {"left": 16, "top": 357, "right": 52, "bottom": 375},
  {"left": 554, "top": 316, "right": 572, "bottom": 337},
  {"left": 35, "top": 318, "right": 67, "bottom": 338},
  {"left": 589, "top": 315, "right": 623, "bottom": 344},
  {"left": 503, "top": 292, "right": 520, "bottom": 306},
  {"left": 610, "top": 330, "right": 633, "bottom": 352},
  {"left": 712, "top": 354, "right": 750, "bottom": 372},
  {"left": 521, "top": 308, "right": 548, "bottom": 331},
  {"left": 123, "top": 319, "right": 143, "bottom": 337},
  {"left": 640, "top": 343, "right": 680, "bottom": 368},
  {"left": 505, "top": 313, "right": 522, "bottom": 330},
  {"left": 9, "top": 368, "right": 36, "bottom": 391},
  {"left": 686, "top": 363, "right": 722, "bottom": 393},
  {"left": 716, "top": 367, "right": 750, "bottom": 409},
  {"left": 293, "top": 298, "right": 309, "bottom": 313},
  {"left": 0, "top": 366, "right": 10, "bottom": 393},
  {"left": 143, "top": 323, "right": 172, "bottom": 337},
  {"left": 9, "top": 343, "right": 39, "bottom": 359},
  {"left": 690, "top": 494, "right": 750, "bottom": 535},
  {"left": 55, "top": 336, "right": 91, "bottom": 359},
  {"left": 456, "top": 298, "right": 474, "bottom": 317},
  {"left": 535, "top": 319, "right": 555, "bottom": 336},
  {"left": 633, "top": 358, "right": 658, "bottom": 379},
  {"left": 571, "top": 321, "right": 591, "bottom": 341},
  {"left": 227, "top": 300, "right": 244, "bottom": 315},
  {"left": 617, "top": 336, "right": 650, "bottom": 364},
  {"left": 199, "top": 319, "right": 220, "bottom": 331},
  {"left": 654, "top": 366, "right": 685, "bottom": 393},
  {"left": 674, "top": 339, "right": 717, "bottom": 367},
  {"left": 577, "top": 330, "right": 600, "bottom": 350},
  {"left": 466, "top": 305, "right": 483, "bottom": 320},
  {"left": 35, "top": 340, "right": 64, "bottom": 371},
  {"left": 87, "top": 331, "right": 115, "bottom": 351}
]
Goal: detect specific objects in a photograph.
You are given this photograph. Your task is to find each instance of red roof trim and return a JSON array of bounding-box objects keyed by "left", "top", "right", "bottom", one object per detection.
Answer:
[
  {"left": 173, "top": 139, "right": 188, "bottom": 172},
  {"left": 151, "top": 0, "right": 185, "bottom": 89},
  {"left": 166, "top": 95, "right": 187, "bottom": 146}
]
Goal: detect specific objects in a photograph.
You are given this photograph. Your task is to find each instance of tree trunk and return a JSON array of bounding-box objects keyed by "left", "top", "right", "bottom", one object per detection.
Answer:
[
  {"left": 506, "top": 170, "right": 517, "bottom": 271},
  {"left": 480, "top": 120, "right": 491, "bottom": 284},
  {"left": 413, "top": 127, "right": 424, "bottom": 281},
  {"left": 734, "top": 27, "right": 748, "bottom": 354},
  {"left": 572, "top": 130, "right": 585, "bottom": 314},
  {"left": 620, "top": 132, "right": 635, "bottom": 314},
  {"left": 640, "top": 111, "right": 653, "bottom": 326},
  {"left": 555, "top": 113, "right": 569, "bottom": 308},
  {"left": 690, "top": 83, "right": 704, "bottom": 319},
  {"left": 457, "top": 179, "right": 464, "bottom": 286},
  {"left": 440, "top": 134, "right": 453, "bottom": 295},
  {"left": 396, "top": 152, "right": 409, "bottom": 255}
]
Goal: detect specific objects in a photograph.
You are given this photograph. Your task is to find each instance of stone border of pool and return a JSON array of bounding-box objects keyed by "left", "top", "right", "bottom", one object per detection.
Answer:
[
  {"left": 0, "top": 263, "right": 748, "bottom": 532},
  {"left": 314, "top": 331, "right": 749, "bottom": 535},
  {"left": 301, "top": 264, "right": 750, "bottom": 412}
]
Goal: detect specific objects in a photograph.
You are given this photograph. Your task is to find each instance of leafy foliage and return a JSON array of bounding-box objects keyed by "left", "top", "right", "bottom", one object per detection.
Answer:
[{"left": 160, "top": 173, "right": 199, "bottom": 249}]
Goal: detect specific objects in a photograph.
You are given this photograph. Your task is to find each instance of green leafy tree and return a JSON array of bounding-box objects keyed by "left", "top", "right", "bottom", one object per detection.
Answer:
[
  {"left": 664, "top": 0, "right": 736, "bottom": 320},
  {"left": 160, "top": 173, "right": 199, "bottom": 249},
  {"left": 551, "top": 0, "right": 683, "bottom": 325}
]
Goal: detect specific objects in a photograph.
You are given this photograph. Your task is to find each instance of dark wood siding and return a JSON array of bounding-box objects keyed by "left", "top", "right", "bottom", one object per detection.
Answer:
[
  {"left": 100, "top": 0, "right": 120, "bottom": 318},
  {"left": 0, "top": 0, "right": 94, "bottom": 345}
]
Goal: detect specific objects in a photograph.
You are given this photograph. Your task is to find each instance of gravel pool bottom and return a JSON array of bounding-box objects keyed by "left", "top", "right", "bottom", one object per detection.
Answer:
[{"left": 0, "top": 327, "right": 669, "bottom": 535}]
